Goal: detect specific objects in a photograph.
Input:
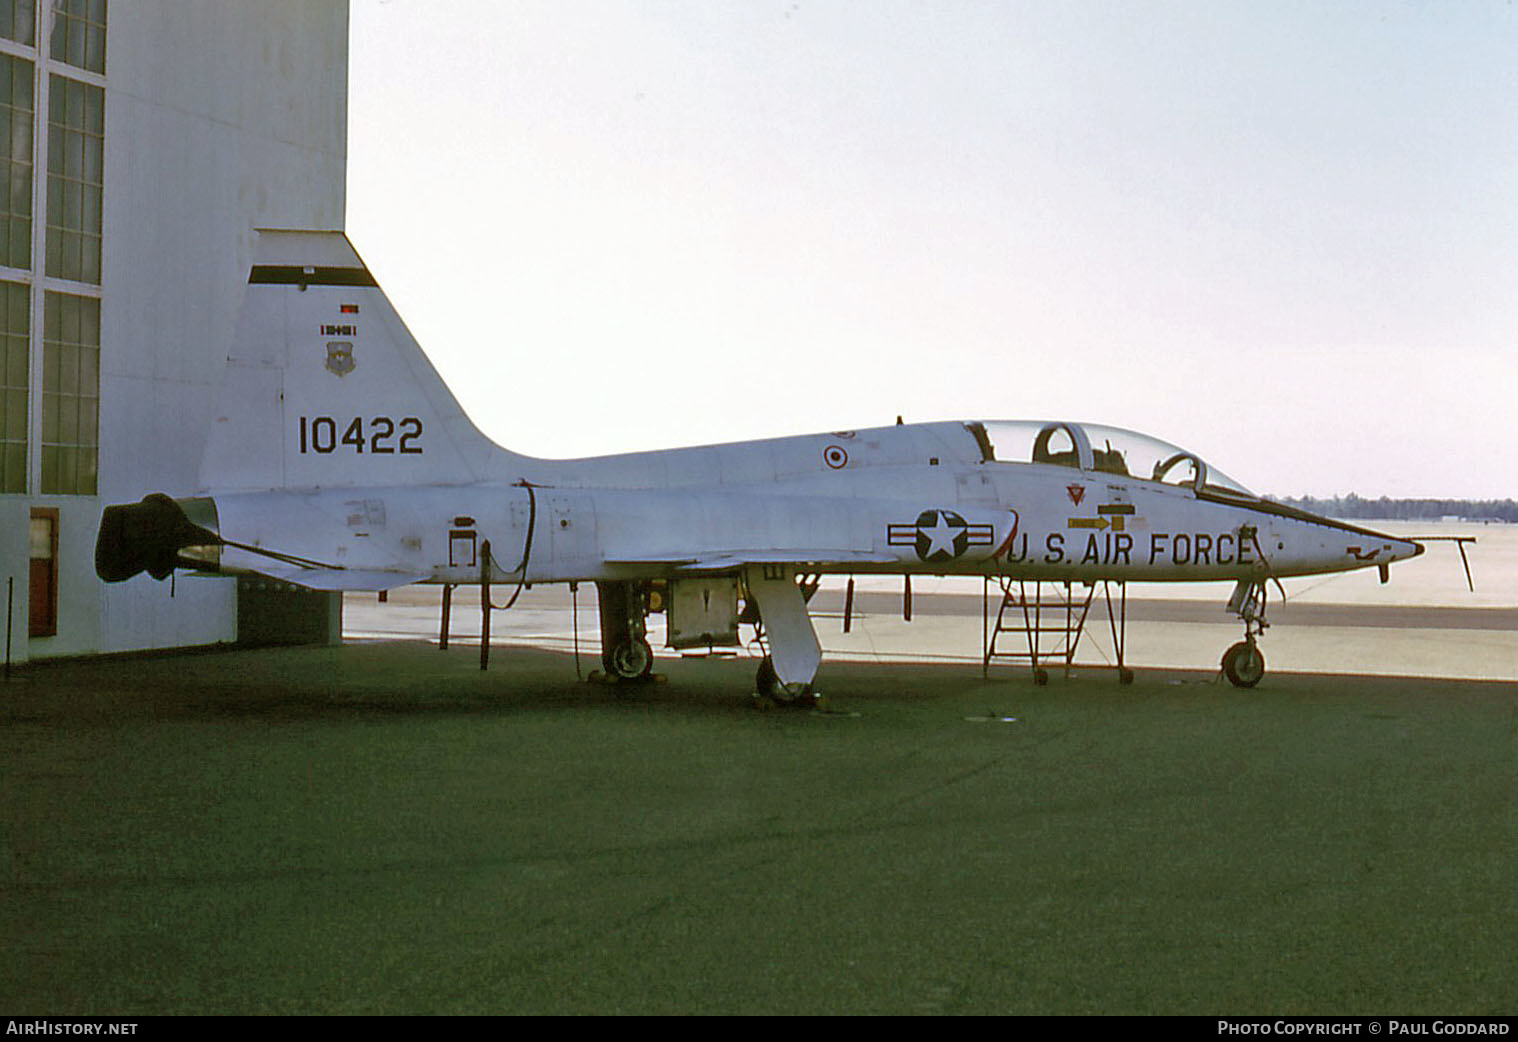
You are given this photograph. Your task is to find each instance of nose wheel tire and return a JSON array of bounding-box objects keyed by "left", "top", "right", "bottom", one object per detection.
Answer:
[{"left": 1222, "top": 641, "right": 1265, "bottom": 688}]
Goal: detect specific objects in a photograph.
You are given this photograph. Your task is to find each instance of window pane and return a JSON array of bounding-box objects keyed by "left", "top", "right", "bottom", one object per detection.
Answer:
[
  {"left": 82, "top": 183, "right": 99, "bottom": 232},
  {"left": 40, "top": 291, "right": 99, "bottom": 494},
  {"left": 1, "top": 441, "right": 23, "bottom": 492},
  {"left": 57, "top": 390, "right": 76, "bottom": 436},
  {"left": 13, "top": 166, "right": 31, "bottom": 214},
  {"left": 84, "top": 78, "right": 101, "bottom": 133},
  {"left": 0, "top": 3, "right": 21, "bottom": 47},
  {"left": 63, "top": 129, "right": 80, "bottom": 179},
  {"left": 62, "top": 230, "right": 79, "bottom": 279},
  {"left": 59, "top": 341, "right": 76, "bottom": 393},
  {"left": 3, "top": 388, "right": 24, "bottom": 438},
  {"left": 66, "top": 79, "right": 82, "bottom": 127},
  {"left": 45, "top": 75, "right": 103, "bottom": 284},
  {"left": 0, "top": 276, "right": 27, "bottom": 488},
  {"left": 50, "top": 1, "right": 107, "bottom": 75},
  {"left": 0, "top": 55, "right": 34, "bottom": 273},
  {"left": 3, "top": 341, "right": 23, "bottom": 384},
  {"left": 80, "top": 236, "right": 97, "bottom": 282},
  {"left": 3, "top": 282, "right": 24, "bottom": 332},
  {"left": 14, "top": 59, "right": 30, "bottom": 109},
  {"left": 67, "top": 19, "right": 85, "bottom": 69},
  {"left": 56, "top": 445, "right": 75, "bottom": 493},
  {"left": 78, "top": 446, "right": 95, "bottom": 492},
  {"left": 84, "top": 25, "right": 104, "bottom": 75}
]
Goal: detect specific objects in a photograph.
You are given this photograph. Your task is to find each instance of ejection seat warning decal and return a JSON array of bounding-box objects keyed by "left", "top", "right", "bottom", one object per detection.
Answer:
[
  {"left": 888, "top": 509, "right": 994, "bottom": 562},
  {"left": 298, "top": 416, "right": 423, "bottom": 454}
]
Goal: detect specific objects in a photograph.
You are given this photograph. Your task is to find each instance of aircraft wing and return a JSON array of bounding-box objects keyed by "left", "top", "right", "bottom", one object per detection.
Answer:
[
  {"left": 242, "top": 566, "right": 430, "bottom": 592},
  {"left": 604, "top": 549, "right": 897, "bottom": 573}
]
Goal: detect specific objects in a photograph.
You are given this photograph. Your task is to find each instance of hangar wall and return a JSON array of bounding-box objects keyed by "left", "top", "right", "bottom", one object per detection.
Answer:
[{"left": 0, "top": 1, "right": 348, "bottom": 664}]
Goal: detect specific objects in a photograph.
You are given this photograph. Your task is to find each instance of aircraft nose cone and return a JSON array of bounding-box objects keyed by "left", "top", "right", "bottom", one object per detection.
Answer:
[
  {"left": 1379, "top": 533, "right": 1423, "bottom": 561},
  {"left": 1340, "top": 525, "right": 1422, "bottom": 571}
]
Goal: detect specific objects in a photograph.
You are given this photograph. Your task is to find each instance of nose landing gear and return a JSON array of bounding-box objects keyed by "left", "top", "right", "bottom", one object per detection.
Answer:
[
  {"left": 1221, "top": 639, "right": 1266, "bottom": 688},
  {"left": 1222, "top": 579, "right": 1269, "bottom": 688}
]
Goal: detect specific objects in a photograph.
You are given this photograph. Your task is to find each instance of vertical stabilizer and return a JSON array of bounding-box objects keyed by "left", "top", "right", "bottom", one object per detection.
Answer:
[{"left": 200, "top": 230, "right": 508, "bottom": 491}]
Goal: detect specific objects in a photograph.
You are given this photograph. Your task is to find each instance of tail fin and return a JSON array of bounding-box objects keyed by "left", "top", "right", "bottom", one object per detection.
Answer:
[{"left": 200, "top": 229, "right": 509, "bottom": 492}]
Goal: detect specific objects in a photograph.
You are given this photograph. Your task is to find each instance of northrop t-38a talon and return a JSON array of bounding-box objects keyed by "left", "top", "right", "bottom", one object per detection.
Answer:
[{"left": 95, "top": 230, "right": 1425, "bottom": 698}]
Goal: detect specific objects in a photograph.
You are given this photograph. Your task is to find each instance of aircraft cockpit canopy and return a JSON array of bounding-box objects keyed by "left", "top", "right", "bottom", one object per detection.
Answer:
[{"left": 971, "top": 421, "right": 1255, "bottom": 498}]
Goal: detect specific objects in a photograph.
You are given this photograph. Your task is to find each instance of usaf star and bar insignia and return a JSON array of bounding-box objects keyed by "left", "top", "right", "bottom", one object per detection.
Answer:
[{"left": 888, "top": 509, "right": 995, "bottom": 562}]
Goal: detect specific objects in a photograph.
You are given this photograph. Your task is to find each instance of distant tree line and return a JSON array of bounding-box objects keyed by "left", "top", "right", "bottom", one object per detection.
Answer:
[{"left": 1275, "top": 494, "right": 1518, "bottom": 522}]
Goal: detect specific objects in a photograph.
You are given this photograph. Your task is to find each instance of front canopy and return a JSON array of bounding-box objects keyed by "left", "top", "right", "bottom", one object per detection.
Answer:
[{"left": 972, "top": 420, "right": 1255, "bottom": 497}]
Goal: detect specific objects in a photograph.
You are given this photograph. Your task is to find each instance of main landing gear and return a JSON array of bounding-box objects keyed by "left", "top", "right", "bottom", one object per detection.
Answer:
[
  {"left": 747, "top": 568, "right": 824, "bottom": 709},
  {"left": 752, "top": 653, "right": 819, "bottom": 709},
  {"left": 596, "top": 581, "right": 655, "bottom": 682},
  {"left": 594, "top": 571, "right": 824, "bottom": 707},
  {"left": 1222, "top": 579, "right": 1269, "bottom": 688}
]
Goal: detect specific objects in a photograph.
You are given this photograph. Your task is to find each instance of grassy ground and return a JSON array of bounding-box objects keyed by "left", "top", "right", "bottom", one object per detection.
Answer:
[{"left": 1, "top": 642, "right": 1513, "bottom": 1014}]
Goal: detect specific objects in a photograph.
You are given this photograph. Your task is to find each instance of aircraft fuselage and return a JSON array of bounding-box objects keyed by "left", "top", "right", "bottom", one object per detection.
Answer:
[{"left": 194, "top": 419, "right": 1419, "bottom": 591}]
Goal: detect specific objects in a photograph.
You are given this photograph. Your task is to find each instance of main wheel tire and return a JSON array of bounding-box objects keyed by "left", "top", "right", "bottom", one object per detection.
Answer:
[
  {"left": 608, "top": 637, "right": 654, "bottom": 680},
  {"left": 756, "top": 656, "right": 813, "bottom": 706},
  {"left": 756, "top": 655, "right": 793, "bottom": 702},
  {"left": 1222, "top": 641, "right": 1266, "bottom": 688}
]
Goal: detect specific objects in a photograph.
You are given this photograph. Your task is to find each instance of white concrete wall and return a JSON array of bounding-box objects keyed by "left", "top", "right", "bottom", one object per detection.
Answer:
[{"left": 1, "top": 1, "right": 348, "bottom": 660}]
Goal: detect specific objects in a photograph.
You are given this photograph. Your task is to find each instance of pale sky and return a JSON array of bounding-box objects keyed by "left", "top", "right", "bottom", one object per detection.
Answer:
[{"left": 346, "top": 1, "right": 1517, "bottom": 500}]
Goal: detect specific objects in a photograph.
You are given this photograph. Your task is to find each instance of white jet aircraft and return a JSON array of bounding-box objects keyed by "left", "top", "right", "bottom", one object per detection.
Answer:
[{"left": 96, "top": 230, "right": 1425, "bottom": 698}]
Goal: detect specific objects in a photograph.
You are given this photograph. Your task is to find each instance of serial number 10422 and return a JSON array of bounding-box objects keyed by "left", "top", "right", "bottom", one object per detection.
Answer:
[{"left": 298, "top": 415, "right": 423, "bottom": 454}]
